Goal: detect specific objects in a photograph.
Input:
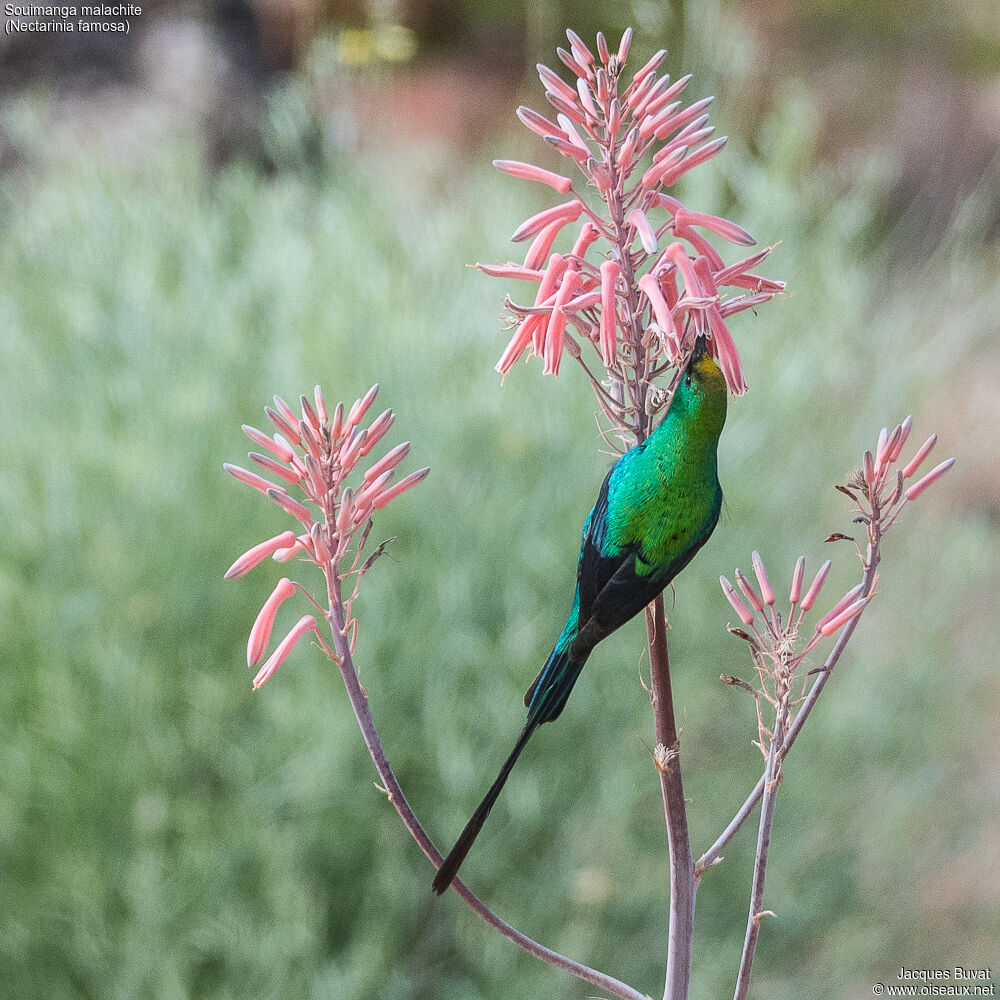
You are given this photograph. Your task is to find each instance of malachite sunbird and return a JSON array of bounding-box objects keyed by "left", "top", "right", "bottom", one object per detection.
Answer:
[{"left": 432, "top": 338, "right": 728, "bottom": 894}]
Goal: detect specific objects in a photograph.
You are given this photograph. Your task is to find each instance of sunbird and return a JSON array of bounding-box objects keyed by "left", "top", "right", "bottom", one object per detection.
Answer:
[{"left": 432, "top": 337, "right": 727, "bottom": 894}]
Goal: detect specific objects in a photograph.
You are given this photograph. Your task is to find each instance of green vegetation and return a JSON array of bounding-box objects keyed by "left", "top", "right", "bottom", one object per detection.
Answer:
[{"left": 0, "top": 88, "right": 995, "bottom": 999}]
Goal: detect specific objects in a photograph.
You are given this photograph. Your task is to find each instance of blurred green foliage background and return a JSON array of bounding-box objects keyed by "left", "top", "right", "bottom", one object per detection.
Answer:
[{"left": 0, "top": 2, "right": 997, "bottom": 998}]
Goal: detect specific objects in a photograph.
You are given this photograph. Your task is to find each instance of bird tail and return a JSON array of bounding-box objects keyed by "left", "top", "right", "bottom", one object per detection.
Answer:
[
  {"left": 432, "top": 646, "right": 590, "bottom": 895},
  {"left": 431, "top": 720, "right": 537, "bottom": 895}
]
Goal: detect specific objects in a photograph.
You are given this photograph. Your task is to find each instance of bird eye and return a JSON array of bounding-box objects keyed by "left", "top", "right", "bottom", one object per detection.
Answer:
[{"left": 684, "top": 372, "right": 693, "bottom": 387}]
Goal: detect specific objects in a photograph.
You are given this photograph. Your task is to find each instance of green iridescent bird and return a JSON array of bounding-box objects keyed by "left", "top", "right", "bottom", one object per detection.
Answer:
[{"left": 432, "top": 338, "right": 728, "bottom": 894}]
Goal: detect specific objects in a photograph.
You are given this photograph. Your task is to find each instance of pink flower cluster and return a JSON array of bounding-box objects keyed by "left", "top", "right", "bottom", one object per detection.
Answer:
[
  {"left": 224, "top": 385, "right": 429, "bottom": 688},
  {"left": 483, "top": 28, "right": 784, "bottom": 393},
  {"left": 719, "top": 418, "right": 954, "bottom": 709},
  {"left": 845, "top": 415, "right": 955, "bottom": 542},
  {"left": 721, "top": 551, "right": 867, "bottom": 656}
]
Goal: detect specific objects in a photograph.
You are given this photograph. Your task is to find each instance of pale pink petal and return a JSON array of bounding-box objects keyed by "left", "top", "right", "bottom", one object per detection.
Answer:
[
  {"left": 576, "top": 78, "right": 599, "bottom": 118},
  {"left": 800, "top": 559, "right": 832, "bottom": 611},
  {"left": 516, "top": 105, "right": 566, "bottom": 141},
  {"left": 570, "top": 221, "right": 599, "bottom": 260},
  {"left": 817, "top": 596, "right": 868, "bottom": 636},
  {"left": 652, "top": 95, "right": 714, "bottom": 140},
  {"left": 565, "top": 29, "right": 594, "bottom": 68},
  {"left": 629, "top": 49, "right": 667, "bottom": 91},
  {"left": 225, "top": 463, "right": 278, "bottom": 496},
  {"left": 599, "top": 260, "right": 620, "bottom": 366},
  {"left": 372, "top": 467, "right": 431, "bottom": 509},
  {"left": 363, "top": 442, "right": 410, "bottom": 485},
  {"left": 638, "top": 99, "right": 681, "bottom": 139},
  {"left": 816, "top": 583, "right": 865, "bottom": 633},
  {"left": 641, "top": 145, "right": 688, "bottom": 188},
  {"left": 266, "top": 488, "right": 314, "bottom": 528},
  {"left": 628, "top": 208, "right": 658, "bottom": 253},
  {"left": 300, "top": 394, "right": 320, "bottom": 431},
  {"left": 735, "top": 569, "right": 764, "bottom": 612},
  {"left": 638, "top": 272, "right": 678, "bottom": 345},
  {"left": 596, "top": 31, "right": 609, "bottom": 64},
  {"left": 313, "top": 385, "right": 328, "bottom": 424},
  {"left": 533, "top": 253, "right": 568, "bottom": 307},
  {"left": 247, "top": 577, "right": 296, "bottom": 667},
  {"left": 543, "top": 269, "right": 581, "bottom": 376},
  {"left": 657, "top": 136, "right": 728, "bottom": 187},
  {"left": 616, "top": 27, "right": 632, "bottom": 65},
  {"left": 348, "top": 384, "right": 379, "bottom": 427},
  {"left": 243, "top": 425, "right": 295, "bottom": 463},
  {"left": 644, "top": 74, "right": 693, "bottom": 118},
  {"left": 556, "top": 46, "right": 589, "bottom": 81},
  {"left": 496, "top": 317, "right": 537, "bottom": 375},
  {"left": 536, "top": 63, "right": 578, "bottom": 104},
  {"left": 298, "top": 419, "right": 323, "bottom": 460},
  {"left": 310, "top": 522, "right": 331, "bottom": 563},
  {"left": 225, "top": 530, "right": 298, "bottom": 580},
  {"left": 789, "top": 556, "right": 806, "bottom": 605},
  {"left": 250, "top": 452, "right": 301, "bottom": 486},
  {"left": 494, "top": 159, "right": 573, "bottom": 195},
  {"left": 336, "top": 488, "right": 354, "bottom": 534},
  {"left": 665, "top": 243, "right": 702, "bottom": 296},
  {"left": 272, "top": 395, "right": 298, "bottom": 429},
  {"left": 252, "top": 615, "right": 318, "bottom": 689},
  {"left": 511, "top": 201, "right": 583, "bottom": 244},
  {"left": 904, "top": 458, "right": 954, "bottom": 500},
  {"left": 752, "top": 551, "right": 775, "bottom": 605},
  {"left": 674, "top": 207, "right": 755, "bottom": 247},
  {"left": 265, "top": 405, "right": 301, "bottom": 446},
  {"left": 607, "top": 97, "right": 622, "bottom": 135},
  {"left": 360, "top": 409, "right": 395, "bottom": 455},
  {"left": 721, "top": 575, "right": 755, "bottom": 625},
  {"left": 902, "top": 434, "right": 937, "bottom": 478},
  {"left": 888, "top": 416, "right": 913, "bottom": 462},
  {"left": 476, "top": 263, "right": 545, "bottom": 281}
]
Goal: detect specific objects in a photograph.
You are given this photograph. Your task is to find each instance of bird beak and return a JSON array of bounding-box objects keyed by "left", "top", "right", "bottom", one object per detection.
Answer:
[{"left": 690, "top": 336, "right": 710, "bottom": 366}]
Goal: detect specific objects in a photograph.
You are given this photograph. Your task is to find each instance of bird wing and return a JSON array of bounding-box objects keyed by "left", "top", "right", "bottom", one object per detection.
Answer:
[
  {"left": 572, "top": 527, "right": 712, "bottom": 658},
  {"left": 576, "top": 454, "right": 640, "bottom": 622}
]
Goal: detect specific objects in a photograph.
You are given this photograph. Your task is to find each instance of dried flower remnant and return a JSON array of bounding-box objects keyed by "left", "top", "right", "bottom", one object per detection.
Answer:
[
  {"left": 480, "top": 27, "right": 785, "bottom": 446},
  {"left": 224, "top": 385, "right": 429, "bottom": 687}
]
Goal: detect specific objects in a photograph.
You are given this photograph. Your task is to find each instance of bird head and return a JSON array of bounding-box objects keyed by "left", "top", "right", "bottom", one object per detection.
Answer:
[{"left": 674, "top": 336, "right": 728, "bottom": 437}]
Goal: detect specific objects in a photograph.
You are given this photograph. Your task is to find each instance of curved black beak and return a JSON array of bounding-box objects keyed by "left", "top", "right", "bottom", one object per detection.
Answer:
[{"left": 689, "top": 335, "right": 710, "bottom": 365}]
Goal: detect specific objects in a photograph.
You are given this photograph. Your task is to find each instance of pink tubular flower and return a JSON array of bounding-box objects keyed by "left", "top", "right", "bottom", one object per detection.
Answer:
[
  {"left": 721, "top": 575, "right": 755, "bottom": 625},
  {"left": 815, "top": 583, "right": 865, "bottom": 634},
  {"left": 252, "top": 615, "right": 318, "bottom": 689},
  {"left": 543, "top": 269, "right": 582, "bottom": 376},
  {"left": 493, "top": 159, "right": 573, "bottom": 195},
  {"left": 225, "top": 463, "right": 279, "bottom": 496},
  {"left": 902, "top": 434, "right": 937, "bottom": 479},
  {"left": 523, "top": 220, "right": 566, "bottom": 270},
  {"left": 247, "top": 577, "right": 296, "bottom": 667},
  {"left": 483, "top": 28, "right": 782, "bottom": 402},
  {"left": 225, "top": 530, "right": 298, "bottom": 580},
  {"left": 751, "top": 551, "right": 775, "bottom": 606},
  {"left": 800, "top": 560, "right": 832, "bottom": 611},
  {"left": 227, "top": 384, "right": 430, "bottom": 683},
  {"left": 674, "top": 208, "right": 755, "bottom": 247},
  {"left": 735, "top": 569, "right": 765, "bottom": 612},
  {"left": 510, "top": 201, "right": 583, "bottom": 244},
  {"left": 372, "top": 467, "right": 431, "bottom": 510},
  {"left": 628, "top": 208, "right": 658, "bottom": 253},
  {"left": 789, "top": 556, "right": 806, "bottom": 605},
  {"left": 348, "top": 384, "right": 380, "bottom": 428},
  {"left": 599, "top": 260, "right": 620, "bottom": 366},
  {"left": 817, "top": 597, "right": 868, "bottom": 636},
  {"left": 638, "top": 272, "right": 679, "bottom": 346},
  {"left": 904, "top": 458, "right": 955, "bottom": 500}
]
